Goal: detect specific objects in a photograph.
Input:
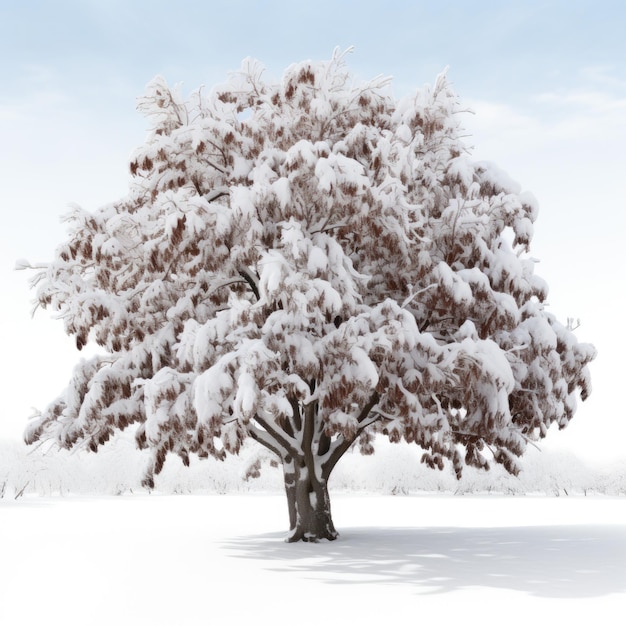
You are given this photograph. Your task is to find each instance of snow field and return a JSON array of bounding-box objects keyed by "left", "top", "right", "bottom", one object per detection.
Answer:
[{"left": 1, "top": 494, "right": 625, "bottom": 625}]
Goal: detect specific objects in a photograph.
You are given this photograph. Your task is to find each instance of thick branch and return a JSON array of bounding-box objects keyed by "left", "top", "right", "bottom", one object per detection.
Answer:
[
  {"left": 289, "top": 396, "right": 302, "bottom": 433},
  {"left": 302, "top": 399, "right": 317, "bottom": 473},
  {"left": 322, "top": 390, "right": 380, "bottom": 479},
  {"left": 248, "top": 424, "right": 285, "bottom": 458},
  {"left": 253, "top": 413, "right": 299, "bottom": 459},
  {"left": 317, "top": 426, "right": 331, "bottom": 456}
]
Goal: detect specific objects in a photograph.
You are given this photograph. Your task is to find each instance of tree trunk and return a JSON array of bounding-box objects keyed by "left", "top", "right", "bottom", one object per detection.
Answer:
[{"left": 282, "top": 457, "right": 338, "bottom": 542}]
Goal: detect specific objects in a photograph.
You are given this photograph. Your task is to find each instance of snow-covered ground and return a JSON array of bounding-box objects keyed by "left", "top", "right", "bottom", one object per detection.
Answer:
[
  {"left": 2, "top": 436, "right": 625, "bottom": 623},
  {"left": 2, "top": 493, "right": 625, "bottom": 625}
]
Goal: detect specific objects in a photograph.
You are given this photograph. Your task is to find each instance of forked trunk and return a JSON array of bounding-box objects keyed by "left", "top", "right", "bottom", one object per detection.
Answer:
[{"left": 283, "top": 457, "right": 338, "bottom": 542}]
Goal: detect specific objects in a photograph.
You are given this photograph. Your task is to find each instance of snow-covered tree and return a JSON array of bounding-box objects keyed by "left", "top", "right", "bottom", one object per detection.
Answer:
[{"left": 24, "top": 49, "right": 595, "bottom": 541}]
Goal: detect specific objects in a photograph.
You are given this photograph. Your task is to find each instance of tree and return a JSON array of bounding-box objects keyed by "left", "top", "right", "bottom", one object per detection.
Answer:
[{"left": 24, "top": 49, "right": 595, "bottom": 541}]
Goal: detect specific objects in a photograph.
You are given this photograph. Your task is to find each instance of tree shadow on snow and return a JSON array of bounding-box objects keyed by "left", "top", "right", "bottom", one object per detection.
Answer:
[{"left": 223, "top": 524, "right": 626, "bottom": 598}]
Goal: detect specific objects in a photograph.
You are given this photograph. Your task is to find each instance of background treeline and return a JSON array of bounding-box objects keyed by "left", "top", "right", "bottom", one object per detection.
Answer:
[{"left": 1, "top": 434, "right": 624, "bottom": 498}]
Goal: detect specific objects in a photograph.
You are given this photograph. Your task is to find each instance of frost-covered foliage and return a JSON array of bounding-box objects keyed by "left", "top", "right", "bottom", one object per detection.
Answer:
[{"left": 24, "top": 49, "right": 595, "bottom": 540}]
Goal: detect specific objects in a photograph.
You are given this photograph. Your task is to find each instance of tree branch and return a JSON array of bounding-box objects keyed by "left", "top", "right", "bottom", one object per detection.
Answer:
[
  {"left": 401, "top": 283, "right": 437, "bottom": 309},
  {"left": 205, "top": 186, "right": 231, "bottom": 202},
  {"left": 253, "top": 413, "right": 299, "bottom": 459},
  {"left": 248, "top": 424, "right": 285, "bottom": 459},
  {"left": 322, "top": 390, "right": 380, "bottom": 479},
  {"left": 205, "top": 157, "right": 227, "bottom": 174},
  {"left": 238, "top": 267, "right": 260, "bottom": 301},
  {"left": 287, "top": 396, "right": 302, "bottom": 438}
]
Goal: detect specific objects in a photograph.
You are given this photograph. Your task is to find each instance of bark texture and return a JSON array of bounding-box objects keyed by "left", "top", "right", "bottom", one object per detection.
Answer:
[{"left": 283, "top": 458, "right": 338, "bottom": 542}]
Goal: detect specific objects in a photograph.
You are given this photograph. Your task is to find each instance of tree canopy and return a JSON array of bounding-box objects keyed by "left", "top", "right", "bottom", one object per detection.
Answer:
[{"left": 25, "top": 49, "right": 595, "bottom": 541}]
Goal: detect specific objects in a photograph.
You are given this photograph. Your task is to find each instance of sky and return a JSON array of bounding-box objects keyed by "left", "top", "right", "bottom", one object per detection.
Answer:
[{"left": 1, "top": 0, "right": 625, "bottom": 465}]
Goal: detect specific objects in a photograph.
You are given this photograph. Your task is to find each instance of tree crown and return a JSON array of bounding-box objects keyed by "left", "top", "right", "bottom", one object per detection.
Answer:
[{"left": 26, "top": 49, "right": 595, "bottom": 486}]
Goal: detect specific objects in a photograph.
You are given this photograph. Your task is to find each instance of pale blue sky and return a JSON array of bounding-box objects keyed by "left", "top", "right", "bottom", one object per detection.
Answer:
[
  {"left": 2, "top": 1, "right": 625, "bottom": 103},
  {"left": 1, "top": 1, "right": 624, "bottom": 462}
]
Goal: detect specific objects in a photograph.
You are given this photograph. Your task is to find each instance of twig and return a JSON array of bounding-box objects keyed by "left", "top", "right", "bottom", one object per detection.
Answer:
[
  {"left": 401, "top": 284, "right": 437, "bottom": 309},
  {"left": 14, "top": 482, "right": 30, "bottom": 500}
]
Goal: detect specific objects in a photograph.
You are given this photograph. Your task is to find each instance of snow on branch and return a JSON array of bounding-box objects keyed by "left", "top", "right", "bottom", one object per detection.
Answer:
[{"left": 21, "top": 50, "right": 595, "bottom": 541}]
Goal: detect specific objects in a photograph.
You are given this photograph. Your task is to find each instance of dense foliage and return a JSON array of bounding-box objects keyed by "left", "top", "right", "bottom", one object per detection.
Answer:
[{"left": 25, "top": 50, "right": 595, "bottom": 540}]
